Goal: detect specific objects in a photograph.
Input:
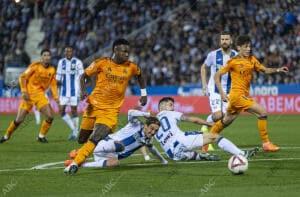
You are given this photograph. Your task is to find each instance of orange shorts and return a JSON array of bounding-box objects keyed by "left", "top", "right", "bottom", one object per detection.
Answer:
[
  {"left": 20, "top": 93, "right": 49, "bottom": 112},
  {"left": 80, "top": 104, "right": 118, "bottom": 133},
  {"left": 227, "top": 94, "right": 255, "bottom": 114}
]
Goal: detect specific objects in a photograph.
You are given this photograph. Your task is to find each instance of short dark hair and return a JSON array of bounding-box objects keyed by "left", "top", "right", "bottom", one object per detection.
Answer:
[
  {"left": 158, "top": 97, "right": 174, "bottom": 108},
  {"left": 220, "top": 31, "right": 231, "bottom": 36},
  {"left": 236, "top": 35, "right": 251, "bottom": 46},
  {"left": 112, "top": 38, "right": 130, "bottom": 52},
  {"left": 145, "top": 117, "right": 160, "bottom": 127},
  {"left": 64, "top": 46, "right": 73, "bottom": 50},
  {"left": 40, "top": 49, "right": 51, "bottom": 55}
]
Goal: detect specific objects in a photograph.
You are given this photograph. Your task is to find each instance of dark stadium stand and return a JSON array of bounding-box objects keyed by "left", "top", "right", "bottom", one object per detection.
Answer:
[{"left": 0, "top": 0, "right": 299, "bottom": 97}]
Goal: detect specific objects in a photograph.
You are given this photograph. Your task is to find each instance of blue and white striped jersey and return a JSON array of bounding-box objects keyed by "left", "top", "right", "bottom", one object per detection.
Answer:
[
  {"left": 204, "top": 48, "right": 237, "bottom": 94},
  {"left": 108, "top": 110, "right": 152, "bottom": 159},
  {"left": 56, "top": 57, "right": 84, "bottom": 97}
]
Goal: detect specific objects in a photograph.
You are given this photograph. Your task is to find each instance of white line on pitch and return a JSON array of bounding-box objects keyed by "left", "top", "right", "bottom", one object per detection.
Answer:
[{"left": 1, "top": 157, "right": 300, "bottom": 173}]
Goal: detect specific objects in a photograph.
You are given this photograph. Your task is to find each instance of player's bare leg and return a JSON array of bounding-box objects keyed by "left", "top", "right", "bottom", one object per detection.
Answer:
[
  {"left": 246, "top": 103, "right": 280, "bottom": 152},
  {"left": 77, "top": 129, "right": 93, "bottom": 144},
  {"left": 0, "top": 109, "right": 28, "bottom": 143},
  {"left": 38, "top": 104, "right": 54, "bottom": 143}
]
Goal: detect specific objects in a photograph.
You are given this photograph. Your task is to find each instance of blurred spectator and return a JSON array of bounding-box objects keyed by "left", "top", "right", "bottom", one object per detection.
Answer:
[
  {"left": 1, "top": 0, "right": 299, "bottom": 91},
  {"left": 0, "top": 0, "right": 33, "bottom": 78}
]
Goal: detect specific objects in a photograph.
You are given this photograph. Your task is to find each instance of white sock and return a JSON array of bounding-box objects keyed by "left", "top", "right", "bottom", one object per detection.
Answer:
[
  {"left": 217, "top": 137, "right": 244, "bottom": 155},
  {"left": 33, "top": 108, "right": 41, "bottom": 124},
  {"left": 62, "top": 114, "right": 75, "bottom": 130},
  {"left": 38, "top": 134, "right": 45, "bottom": 138},
  {"left": 72, "top": 116, "right": 79, "bottom": 134},
  {"left": 81, "top": 160, "right": 107, "bottom": 168}
]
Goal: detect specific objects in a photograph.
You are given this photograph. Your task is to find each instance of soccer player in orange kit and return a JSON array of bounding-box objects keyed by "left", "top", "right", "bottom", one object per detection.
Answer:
[
  {"left": 211, "top": 35, "right": 289, "bottom": 152},
  {"left": 0, "top": 49, "right": 58, "bottom": 143},
  {"left": 64, "top": 39, "right": 147, "bottom": 174}
]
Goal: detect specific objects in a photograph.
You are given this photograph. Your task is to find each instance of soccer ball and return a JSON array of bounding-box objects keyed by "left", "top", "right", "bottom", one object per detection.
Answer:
[{"left": 228, "top": 155, "right": 248, "bottom": 175}]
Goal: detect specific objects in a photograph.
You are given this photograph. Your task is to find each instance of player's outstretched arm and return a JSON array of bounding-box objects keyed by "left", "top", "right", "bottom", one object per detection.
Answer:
[
  {"left": 147, "top": 145, "right": 168, "bottom": 164},
  {"left": 181, "top": 115, "right": 214, "bottom": 127},
  {"left": 214, "top": 71, "right": 228, "bottom": 102},
  {"left": 262, "top": 67, "right": 289, "bottom": 74},
  {"left": 127, "top": 109, "right": 151, "bottom": 122},
  {"left": 79, "top": 73, "right": 89, "bottom": 100}
]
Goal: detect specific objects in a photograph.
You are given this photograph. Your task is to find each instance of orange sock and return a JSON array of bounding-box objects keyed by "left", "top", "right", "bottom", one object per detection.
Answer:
[
  {"left": 210, "top": 120, "right": 224, "bottom": 134},
  {"left": 39, "top": 120, "right": 52, "bottom": 136},
  {"left": 74, "top": 140, "right": 96, "bottom": 165},
  {"left": 258, "top": 118, "right": 269, "bottom": 143},
  {"left": 5, "top": 121, "right": 18, "bottom": 139}
]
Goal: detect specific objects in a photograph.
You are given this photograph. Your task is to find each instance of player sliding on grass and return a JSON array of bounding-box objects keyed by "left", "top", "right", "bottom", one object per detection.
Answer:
[
  {"left": 156, "top": 97, "right": 259, "bottom": 161},
  {"left": 64, "top": 109, "right": 167, "bottom": 169},
  {"left": 211, "top": 35, "right": 289, "bottom": 152}
]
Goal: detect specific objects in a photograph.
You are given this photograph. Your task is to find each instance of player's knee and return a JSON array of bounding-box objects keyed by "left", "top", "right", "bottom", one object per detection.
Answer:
[
  {"left": 114, "top": 141, "right": 125, "bottom": 152},
  {"left": 14, "top": 119, "right": 23, "bottom": 125},
  {"left": 89, "top": 124, "right": 111, "bottom": 143},
  {"left": 15, "top": 114, "right": 27, "bottom": 124},
  {"left": 212, "top": 112, "right": 223, "bottom": 122},
  {"left": 46, "top": 117, "right": 54, "bottom": 123},
  {"left": 258, "top": 110, "right": 267, "bottom": 117},
  {"left": 106, "top": 158, "right": 120, "bottom": 167},
  {"left": 45, "top": 114, "right": 54, "bottom": 122},
  {"left": 78, "top": 129, "right": 92, "bottom": 144}
]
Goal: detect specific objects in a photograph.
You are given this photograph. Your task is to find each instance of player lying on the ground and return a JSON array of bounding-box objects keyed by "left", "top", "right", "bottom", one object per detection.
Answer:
[
  {"left": 64, "top": 109, "right": 167, "bottom": 169},
  {"left": 155, "top": 97, "right": 259, "bottom": 161}
]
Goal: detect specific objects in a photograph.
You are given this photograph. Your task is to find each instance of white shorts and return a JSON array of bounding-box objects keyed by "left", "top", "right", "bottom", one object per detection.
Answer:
[
  {"left": 93, "top": 139, "right": 118, "bottom": 161},
  {"left": 208, "top": 92, "right": 228, "bottom": 113},
  {"left": 169, "top": 131, "right": 203, "bottom": 161},
  {"left": 59, "top": 96, "right": 79, "bottom": 106}
]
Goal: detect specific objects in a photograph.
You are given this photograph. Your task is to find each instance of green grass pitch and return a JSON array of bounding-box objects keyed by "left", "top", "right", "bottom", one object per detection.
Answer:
[{"left": 0, "top": 114, "right": 299, "bottom": 197}]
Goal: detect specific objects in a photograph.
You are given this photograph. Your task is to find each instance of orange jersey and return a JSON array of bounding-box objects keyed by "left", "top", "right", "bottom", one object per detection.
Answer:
[
  {"left": 19, "top": 62, "right": 58, "bottom": 99},
  {"left": 85, "top": 57, "right": 141, "bottom": 109},
  {"left": 219, "top": 55, "right": 265, "bottom": 96}
]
